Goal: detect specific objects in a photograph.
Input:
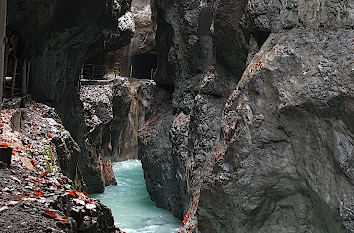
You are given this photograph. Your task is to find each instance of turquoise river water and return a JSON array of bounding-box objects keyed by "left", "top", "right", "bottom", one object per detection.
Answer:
[{"left": 90, "top": 160, "right": 180, "bottom": 233}]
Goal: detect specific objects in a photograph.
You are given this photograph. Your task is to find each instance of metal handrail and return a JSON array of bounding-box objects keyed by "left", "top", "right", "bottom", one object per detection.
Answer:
[{"left": 79, "top": 63, "right": 121, "bottom": 80}]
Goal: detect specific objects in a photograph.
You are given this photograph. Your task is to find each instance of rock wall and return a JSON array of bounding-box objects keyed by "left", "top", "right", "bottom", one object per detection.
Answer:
[
  {"left": 7, "top": 0, "right": 134, "bottom": 193},
  {"left": 7, "top": 0, "right": 132, "bottom": 132},
  {"left": 198, "top": 29, "right": 354, "bottom": 233},
  {"left": 112, "top": 0, "right": 155, "bottom": 77},
  {"left": 78, "top": 77, "right": 157, "bottom": 193},
  {"left": 137, "top": 83, "right": 183, "bottom": 218},
  {"left": 79, "top": 83, "right": 117, "bottom": 193},
  {"left": 139, "top": 0, "right": 354, "bottom": 232},
  {"left": 130, "top": 0, "right": 155, "bottom": 55},
  {"left": 112, "top": 78, "right": 156, "bottom": 161}
]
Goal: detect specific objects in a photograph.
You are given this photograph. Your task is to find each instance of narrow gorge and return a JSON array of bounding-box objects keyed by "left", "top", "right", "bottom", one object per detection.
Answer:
[{"left": 0, "top": 0, "right": 353, "bottom": 233}]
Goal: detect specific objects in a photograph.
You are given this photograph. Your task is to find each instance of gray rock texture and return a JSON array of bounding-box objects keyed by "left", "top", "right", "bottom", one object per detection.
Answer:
[
  {"left": 137, "top": 82, "right": 184, "bottom": 217},
  {"left": 0, "top": 101, "right": 118, "bottom": 233},
  {"left": 138, "top": 0, "right": 354, "bottom": 232},
  {"left": 79, "top": 83, "right": 117, "bottom": 193},
  {"left": 6, "top": 0, "right": 354, "bottom": 231},
  {"left": 78, "top": 77, "right": 157, "bottom": 193},
  {"left": 7, "top": 0, "right": 134, "bottom": 193},
  {"left": 130, "top": 0, "right": 155, "bottom": 55},
  {"left": 111, "top": 78, "right": 157, "bottom": 162},
  {"left": 198, "top": 29, "right": 354, "bottom": 233},
  {"left": 7, "top": 0, "right": 133, "bottom": 133}
]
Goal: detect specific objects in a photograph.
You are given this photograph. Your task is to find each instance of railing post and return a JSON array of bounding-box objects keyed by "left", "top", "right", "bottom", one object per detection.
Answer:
[
  {"left": 0, "top": 0, "right": 7, "bottom": 109},
  {"left": 26, "top": 61, "right": 30, "bottom": 91},
  {"left": 11, "top": 58, "right": 17, "bottom": 97},
  {"left": 79, "top": 65, "right": 83, "bottom": 80},
  {"left": 21, "top": 59, "right": 27, "bottom": 96},
  {"left": 118, "top": 63, "right": 121, "bottom": 76}
]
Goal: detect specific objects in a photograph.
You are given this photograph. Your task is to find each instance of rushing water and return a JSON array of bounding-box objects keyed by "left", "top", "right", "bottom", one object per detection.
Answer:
[{"left": 90, "top": 160, "right": 180, "bottom": 233}]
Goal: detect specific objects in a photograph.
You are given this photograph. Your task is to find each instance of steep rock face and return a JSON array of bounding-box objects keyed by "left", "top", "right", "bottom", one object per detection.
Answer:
[
  {"left": 112, "top": 0, "right": 155, "bottom": 78},
  {"left": 137, "top": 83, "right": 187, "bottom": 218},
  {"left": 195, "top": 1, "right": 353, "bottom": 232},
  {"left": 111, "top": 78, "right": 133, "bottom": 161},
  {"left": 111, "top": 78, "right": 155, "bottom": 161},
  {"left": 140, "top": 0, "right": 248, "bottom": 224},
  {"left": 130, "top": 0, "right": 155, "bottom": 55},
  {"left": 79, "top": 83, "right": 117, "bottom": 193},
  {"left": 7, "top": 0, "right": 134, "bottom": 192},
  {"left": 139, "top": 0, "right": 353, "bottom": 232},
  {"left": 198, "top": 29, "right": 354, "bottom": 233},
  {"left": 7, "top": 0, "right": 132, "bottom": 132},
  {"left": 78, "top": 78, "right": 156, "bottom": 193}
]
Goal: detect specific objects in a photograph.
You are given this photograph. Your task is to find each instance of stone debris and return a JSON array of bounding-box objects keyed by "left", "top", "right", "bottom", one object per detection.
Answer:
[{"left": 0, "top": 99, "right": 121, "bottom": 233}]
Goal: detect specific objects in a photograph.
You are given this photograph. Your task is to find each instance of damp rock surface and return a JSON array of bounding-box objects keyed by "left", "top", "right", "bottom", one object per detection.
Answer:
[
  {"left": 138, "top": 0, "right": 354, "bottom": 233},
  {"left": 6, "top": 0, "right": 134, "bottom": 195},
  {"left": 78, "top": 77, "right": 161, "bottom": 194},
  {"left": 198, "top": 29, "right": 354, "bottom": 233},
  {"left": 0, "top": 100, "right": 119, "bottom": 233}
]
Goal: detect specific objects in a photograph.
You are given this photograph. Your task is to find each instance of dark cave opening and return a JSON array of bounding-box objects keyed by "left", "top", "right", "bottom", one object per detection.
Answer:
[
  {"left": 131, "top": 54, "right": 157, "bottom": 79},
  {"left": 254, "top": 30, "right": 271, "bottom": 48}
]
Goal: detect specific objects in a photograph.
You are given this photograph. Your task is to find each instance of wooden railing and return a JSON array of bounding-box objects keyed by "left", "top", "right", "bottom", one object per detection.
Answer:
[{"left": 3, "top": 57, "right": 30, "bottom": 98}]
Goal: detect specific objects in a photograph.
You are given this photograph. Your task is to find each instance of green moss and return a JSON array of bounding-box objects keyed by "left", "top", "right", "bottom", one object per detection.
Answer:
[
  {"left": 42, "top": 144, "right": 56, "bottom": 173},
  {"left": 71, "top": 167, "right": 81, "bottom": 191}
]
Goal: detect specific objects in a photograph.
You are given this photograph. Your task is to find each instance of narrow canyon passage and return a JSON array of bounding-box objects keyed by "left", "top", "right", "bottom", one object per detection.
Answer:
[
  {"left": 90, "top": 160, "right": 180, "bottom": 233},
  {"left": 1, "top": 0, "right": 353, "bottom": 232}
]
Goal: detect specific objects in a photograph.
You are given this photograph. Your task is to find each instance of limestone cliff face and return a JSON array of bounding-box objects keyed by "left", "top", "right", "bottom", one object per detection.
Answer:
[
  {"left": 130, "top": 0, "right": 155, "bottom": 55},
  {"left": 138, "top": 0, "right": 353, "bottom": 232},
  {"left": 79, "top": 83, "right": 117, "bottom": 193},
  {"left": 77, "top": 77, "right": 157, "bottom": 193},
  {"left": 7, "top": 0, "right": 132, "bottom": 132},
  {"left": 111, "top": 78, "right": 156, "bottom": 162},
  {"left": 7, "top": 0, "right": 134, "bottom": 193},
  {"left": 198, "top": 29, "right": 354, "bottom": 233}
]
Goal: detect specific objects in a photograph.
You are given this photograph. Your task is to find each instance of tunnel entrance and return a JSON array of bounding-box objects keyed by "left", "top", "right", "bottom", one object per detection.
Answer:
[{"left": 131, "top": 54, "right": 157, "bottom": 79}]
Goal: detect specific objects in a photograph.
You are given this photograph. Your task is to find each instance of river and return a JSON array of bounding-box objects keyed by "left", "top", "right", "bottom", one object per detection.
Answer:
[{"left": 90, "top": 160, "right": 180, "bottom": 233}]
